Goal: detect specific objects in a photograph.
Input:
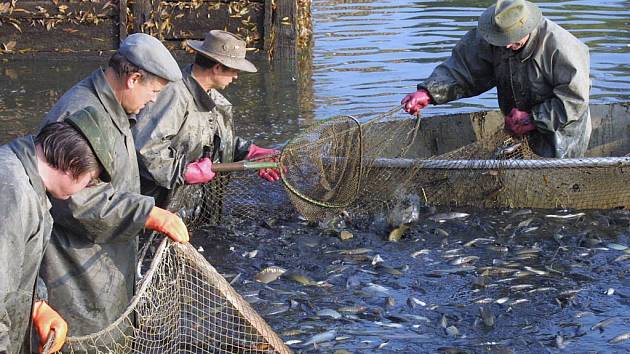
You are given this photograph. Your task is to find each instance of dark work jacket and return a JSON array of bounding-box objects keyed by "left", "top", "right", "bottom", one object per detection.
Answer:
[
  {"left": 0, "top": 137, "right": 51, "bottom": 354},
  {"left": 420, "top": 18, "right": 591, "bottom": 158},
  {"left": 133, "top": 65, "right": 251, "bottom": 207},
  {"left": 37, "top": 69, "right": 155, "bottom": 336}
]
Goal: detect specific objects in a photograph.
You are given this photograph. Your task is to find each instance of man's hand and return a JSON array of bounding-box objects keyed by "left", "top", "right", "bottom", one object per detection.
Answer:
[
  {"left": 246, "top": 144, "right": 280, "bottom": 182},
  {"left": 145, "top": 207, "right": 189, "bottom": 243},
  {"left": 184, "top": 158, "right": 216, "bottom": 185},
  {"left": 401, "top": 89, "right": 432, "bottom": 115},
  {"left": 32, "top": 301, "right": 67, "bottom": 353},
  {"left": 505, "top": 108, "right": 536, "bottom": 136}
]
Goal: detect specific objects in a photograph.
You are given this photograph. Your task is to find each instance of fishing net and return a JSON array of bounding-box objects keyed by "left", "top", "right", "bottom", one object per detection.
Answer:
[
  {"left": 59, "top": 104, "right": 627, "bottom": 353},
  {"left": 168, "top": 105, "right": 629, "bottom": 228},
  {"left": 58, "top": 238, "right": 290, "bottom": 354}
]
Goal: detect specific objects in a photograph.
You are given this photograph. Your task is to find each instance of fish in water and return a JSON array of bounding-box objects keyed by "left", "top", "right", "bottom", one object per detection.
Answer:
[
  {"left": 300, "top": 330, "right": 337, "bottom": 347},
  {"left": 255, "top": 266, "right": 287, "bottom": 284},
  {"left": 428, "top": 212, "right": 470, "bottom": 222},
  {"left": 387, "top": 193, "right": 421, "bottom": 226},
  {"left": 609, "top": 332, "right": 630, "bottom": 344}
]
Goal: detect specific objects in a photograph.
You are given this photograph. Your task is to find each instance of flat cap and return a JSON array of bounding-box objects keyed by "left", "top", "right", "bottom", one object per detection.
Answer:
[
  {"left": 118, "top": 33, "right": 182, "bottom": 82},
  {"left": 66, "top": 107, "right": 114, "bottom": 182}
]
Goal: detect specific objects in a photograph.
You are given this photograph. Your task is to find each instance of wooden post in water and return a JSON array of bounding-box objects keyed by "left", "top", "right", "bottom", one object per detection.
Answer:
[
  {"left": 118, "top": 0, "right": 128, "bottom": 44},
  {"left": 132, "top": 0, "right": 152, "bottom": 34},
  {"left": 264, "top": 0, "right": 298, "bottom": 65}
]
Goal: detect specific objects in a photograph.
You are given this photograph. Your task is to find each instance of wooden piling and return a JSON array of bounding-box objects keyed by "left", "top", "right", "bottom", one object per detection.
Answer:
[{"left": 0, "top": 0, "right": 311, "bottom": 60}]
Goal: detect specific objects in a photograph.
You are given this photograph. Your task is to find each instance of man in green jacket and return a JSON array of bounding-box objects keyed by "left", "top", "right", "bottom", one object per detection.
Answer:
[
  {"left": 133, "top": 30, "right": 280, "bottom": 208},
  {"left": 402, "top": 0, "right": 591, "bottom": 158},
  {"left": 38, "top": 33, "right": 190, "bottom": 339},
  {"left": 0, "top": 107, "right": 111, "bottom": 353}
]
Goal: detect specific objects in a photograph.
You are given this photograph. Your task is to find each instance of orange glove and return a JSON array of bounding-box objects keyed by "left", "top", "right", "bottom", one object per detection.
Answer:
[
  {"left": 32, "top": 301, "right": 67, "bottom": 353},
  {"left": 145, "top": 207, "right": 190, "bottom": 243}
]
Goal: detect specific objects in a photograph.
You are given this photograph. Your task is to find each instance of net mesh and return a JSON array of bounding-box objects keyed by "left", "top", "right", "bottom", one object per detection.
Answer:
[
  {"left": 59, "top": 104, "right": 627, "bottom": 353},
  {"left": 170, "top": 106, "right": 629, "bottom": 228},
  {"left": 61, "top": 238, "right": 291, "bottom": 353}
]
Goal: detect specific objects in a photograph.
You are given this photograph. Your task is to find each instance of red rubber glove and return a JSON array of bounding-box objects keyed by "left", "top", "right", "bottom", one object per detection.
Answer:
[
  {"left": 184, "top": 157, "right": 216, "bottom": 185},
  {"left": 246, "top": 144, "right": 281, "bottom": 182},
  {"left": 32, "top": 300, "right": 67, "bottom": 353},
  {"left": 505, "top": 108, "right": 536, "bottom": 136},
  {"left": 401, "top": 89, "right": 432, "bottom": 115},
  {"left": 145, "top": 207, "right": 190, "bottom": 243}
]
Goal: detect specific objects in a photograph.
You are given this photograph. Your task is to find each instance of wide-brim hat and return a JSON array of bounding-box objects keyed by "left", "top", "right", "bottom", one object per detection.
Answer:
[
  {"left": 66, "top": 107, "right": 114, "bottom": 182},
  {"left": 186, "top": 30, "right": 257, "bottom": 73},
  {"left": 478, "top": 0, "right": 543, "bottom": 47}
]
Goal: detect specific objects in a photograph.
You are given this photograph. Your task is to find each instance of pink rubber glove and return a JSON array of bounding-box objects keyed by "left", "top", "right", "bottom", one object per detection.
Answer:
[
  {"left": 401, "top": 89, "right": 432, "bottom": 115},
  {"left": 505, "top": 108, "right": 536, "bottom": 136},
  {"left": 246, "top": 144, "right": 280, "bottom": 182},
  {"left": 184, "top": 157, "right": 216, "bottom": 184}
]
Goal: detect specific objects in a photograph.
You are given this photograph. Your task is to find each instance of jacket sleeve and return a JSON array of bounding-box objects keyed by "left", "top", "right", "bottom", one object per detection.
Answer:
[
  {"left": 419, "top": 29, "right": 496, "bottom": 104},
  {"left": 133, "top": 89, "right": 190, "bottom": 190},
  {"left": 0, "top": 184, "right": 31, "bottom": 352},
  {"left": 50, "top": 182, "right": 154, "bottom": 244},
  {"left": 530, "top": 39, "right": 590, "bottom": 132},
  {"left": 233, "top": 137, "right": 253, "bottom": 162}
]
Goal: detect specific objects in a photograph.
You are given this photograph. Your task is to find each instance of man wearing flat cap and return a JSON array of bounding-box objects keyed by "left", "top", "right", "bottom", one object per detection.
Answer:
[
  {"left": 402, "top": 0, "right": 591, "bottom": 158},
  {"left": 37, "top": 33, "right": 190, "bottom": 339},
  {"left": 1, "top": 107, "right": 114, "bottom": 354},
  {"left": 133, "top": 30, "right": 280, "bottom": 211}
]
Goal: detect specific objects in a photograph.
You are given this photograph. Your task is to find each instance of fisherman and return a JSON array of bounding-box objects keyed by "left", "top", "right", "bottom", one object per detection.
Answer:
[
  {"left": 0, "top": 108, "right": 112, "bottom": 354},
  {"left": 133, "top": 30, "right": 280, "bottom": 208},
  {"left": 37, "top": 33, "right": 190, "bottom": 339},
  {"left": 401, "top": 0, "right": 591, "bottom": 158}
]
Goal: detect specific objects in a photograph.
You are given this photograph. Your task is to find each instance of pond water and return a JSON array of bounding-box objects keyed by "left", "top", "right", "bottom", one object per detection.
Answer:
[{"left": 1, "top": 0, "right": 629, "bottom": 352}]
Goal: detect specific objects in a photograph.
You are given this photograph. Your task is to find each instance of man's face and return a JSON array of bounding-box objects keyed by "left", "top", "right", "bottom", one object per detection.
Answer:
[
  {"left": 214, "top": 65, "right": 240, "bottom": 90},
  {"left": 506, "top": 34, "right": 530, "bottom": 51},
  {"left": 48, "top": 170, "right": 99, "bottom": 200},
  {"left": 121, "top": 74, "right": 169, "bottom": 114}
]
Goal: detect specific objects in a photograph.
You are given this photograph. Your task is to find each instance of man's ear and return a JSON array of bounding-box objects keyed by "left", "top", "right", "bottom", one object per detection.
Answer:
[
  {"left": 126, "top": 72, "right": 143, "bottom": 89},
  {"left": 211, "top": 63, "right": 223, "bottom": 74}
]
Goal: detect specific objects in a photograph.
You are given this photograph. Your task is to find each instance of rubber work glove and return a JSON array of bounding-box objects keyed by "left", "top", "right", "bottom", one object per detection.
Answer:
[
  {"left": 145, "top": 207, "right": 190, "bottom": 243},
  {"left": 184, "top": 157, "right": 216, "bottom": 185},
  {"left": 32, "top": 300, "right": 67, "bottom": 353},
  {"left": 401, "top": 89, "right": 432, "bottom": 115},
  {"left": 246, "top": 144, "right": 281, "bottom": 182},
  {"left": 505, "top": 108, "right": 536, "bottom": 136}
]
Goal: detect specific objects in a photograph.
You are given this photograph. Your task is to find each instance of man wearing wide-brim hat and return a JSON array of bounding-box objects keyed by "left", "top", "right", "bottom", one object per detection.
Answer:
[
  {"left": 401, "top": 0, "right": 591, "bottom": 158},
  {"left": 37, "top": 33, "right": 190, "bottom": 342},
  {"left": 133, "top": 30, "right": 281, "bottom": 212}
]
